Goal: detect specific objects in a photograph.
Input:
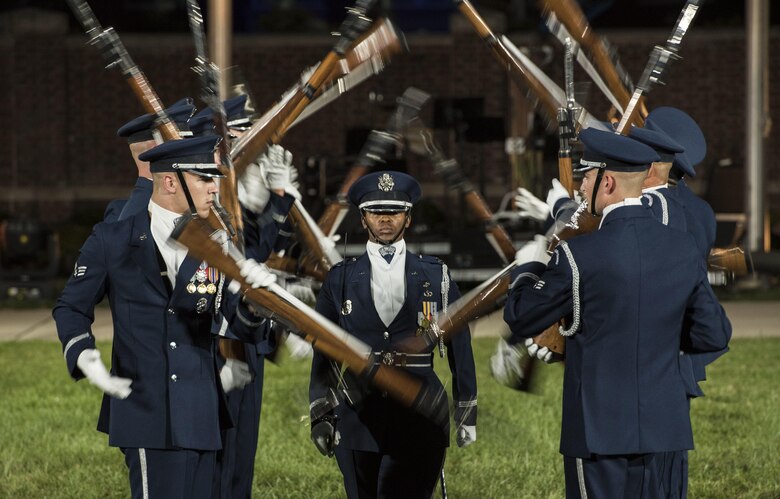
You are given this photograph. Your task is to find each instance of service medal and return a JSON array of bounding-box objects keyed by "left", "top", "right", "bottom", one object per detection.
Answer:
[
  {"left": 197, "top": 283, "right": 207, "bottom": 294},
  {"left": 186, "top": 282, "right": 197, "bottom": 294},
  {"left": 416, "top": 312, "right": 431, "bottom": 336},
  {"left": 208, "top": 266, "right": 218, "bottom": 284},
  {"left": 196, "top": 262, "right": 208, "bottom": 283},
  {"left": 206, "top": 283, "right": 217, "bottom": 294}
]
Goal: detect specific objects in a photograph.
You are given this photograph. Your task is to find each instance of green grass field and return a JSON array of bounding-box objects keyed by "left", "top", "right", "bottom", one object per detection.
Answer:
[{"left": 1, "top": 337, "right": 779, "bottom": 498}]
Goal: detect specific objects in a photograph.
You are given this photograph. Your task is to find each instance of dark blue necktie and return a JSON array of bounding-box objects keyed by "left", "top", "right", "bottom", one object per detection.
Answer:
[{"left": 378, "top": 245, "right": 396, "bottom": 264}]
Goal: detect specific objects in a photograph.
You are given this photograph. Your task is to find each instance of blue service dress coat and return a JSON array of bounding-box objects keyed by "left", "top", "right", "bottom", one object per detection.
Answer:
[
  {"left": 53, "top": 209, "right": 269, "bottom": 451},
  {"left": 309, "top": 251, "right": 478, "bottom": 453},
  {"left": 668, "top": 180, "right": 727, "bottom": 385},
  {"left": 504, "top": 205, "right": 731, "bottom": 458},
  {"left": 671, "top": 180, "right": 716, "bottom": 261},
  {"left": 642, "top": 186, "right": 688, "bottom": 232}
]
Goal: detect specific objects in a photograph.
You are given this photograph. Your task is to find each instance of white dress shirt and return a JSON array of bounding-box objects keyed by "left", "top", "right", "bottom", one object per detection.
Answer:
[
  {"left": 148, "top": 200, "right": 188, "bottom": 289},
  {"left": 366, "top": 239, "right": 407, "bottom": 327}
]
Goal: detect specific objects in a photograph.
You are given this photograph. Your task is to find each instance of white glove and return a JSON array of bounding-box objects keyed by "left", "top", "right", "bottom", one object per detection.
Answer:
[
  {"left": 238, "top": 258, "right": 277, "bottom": 289},
  {"left": 262, "top": 145, "right": 293, "bottom": 191},
  {"left": 219, "top": 358, "right": 253, "bottom": 393},
  {"left": 77, "top": 349, "right": 132, "bottom": 399},
  {"left": 514, "top": 187, "right": 548, "bottom": 222},
  {"left": 456, "top": 425, "right": 477, "bottom": 448},
  {"left": 524, "top": 337, "right": 560, "bottom": 364},
  {"left": 237, "top": 162, "right": 271, "bottom": 213},
  {"left": 289, "top": 163, "right": 300, "bottom": 190},
  {"left": 285, "top": 333, "right": 314, "bottom": 359},
  {"left": 286, "top": 280, "right": 316, "bottom": 307},
  {"left": 546, "top": 178, "right": 571, "bottom": 217},
  {"left": 514, "top": 234, "right": 551, "bottom": 266},
  {"left": 490, "top": 338, "right": 528, "bottom": 389}
]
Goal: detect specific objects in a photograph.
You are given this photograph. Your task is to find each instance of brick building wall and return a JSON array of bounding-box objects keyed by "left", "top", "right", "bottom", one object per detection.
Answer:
[{"left": 1, "top": 23, "right": 778, "bottom": 233}]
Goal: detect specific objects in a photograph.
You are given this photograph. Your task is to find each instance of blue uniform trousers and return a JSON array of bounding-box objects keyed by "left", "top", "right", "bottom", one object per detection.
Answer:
[
  {"left": 123, "top": 447, "right": 216, "bottom": 499},
  {"left": 336, "top": 446, "right": 445, "bottom": 499},
  {"left": 564, "top": 454, "right": 661, "bottom": 499},
  {"left": 216, "top": 343, "right": 265, "bottom": 499}
]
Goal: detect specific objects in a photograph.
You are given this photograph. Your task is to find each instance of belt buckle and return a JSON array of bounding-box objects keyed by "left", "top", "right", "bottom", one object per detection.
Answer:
[{"left": 381, "top": 351, "right": 395, "bottom": 366}]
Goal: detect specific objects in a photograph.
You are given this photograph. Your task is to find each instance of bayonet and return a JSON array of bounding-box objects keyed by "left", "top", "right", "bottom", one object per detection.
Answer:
[
  {"left": 616, "top": 0, "right": 703, "bottom": 133},
  {"left": 66, "top": 0, "right": 180, "bottom": 141},
  {"left": 556, "top": 37, "right": 577, "bottom": 196},
  {"left": 500, "top": 36, "right": 609, "bottom": 133},
  {"left": 539, "top": 0, "right": 636, "bottom": 116},
  {"left": 184, "top": 0, "right": 243, "bottom": 244},
  {"left": 545, "top": 12, "right": 624, "bottom": 114}
]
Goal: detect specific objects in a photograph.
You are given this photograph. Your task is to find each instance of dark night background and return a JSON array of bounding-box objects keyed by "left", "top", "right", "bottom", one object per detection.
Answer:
[{"left": 0, "top": 0, "right": 777, "bottom": 298}]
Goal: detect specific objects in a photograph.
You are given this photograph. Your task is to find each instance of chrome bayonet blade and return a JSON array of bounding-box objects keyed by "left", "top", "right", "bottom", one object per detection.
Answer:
[
  {"left": 501, "top": 36, "right": 610, "bottom": 132},
  {"left": 545, "top": 12, "right": 624, "bottom": 114}
]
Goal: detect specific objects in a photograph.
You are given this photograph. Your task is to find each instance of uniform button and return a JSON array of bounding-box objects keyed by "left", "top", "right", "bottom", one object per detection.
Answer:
[
  {"left": 169, "top": 342, "right": 177, "bottom": 350},
  {"left": 167, "top": 308, "right": 175, "bottom": 315},
  {"left": 170, "top": 374, "right": 178, "bottom": 382},
  {"left": 383, "top": 332, "right": 389, "bottom": 340}
]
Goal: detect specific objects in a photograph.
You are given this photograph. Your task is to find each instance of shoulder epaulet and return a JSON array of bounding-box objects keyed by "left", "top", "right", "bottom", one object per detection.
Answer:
[
  {"left": 332, "top": 256, "right": 358, "bottom": 269},
  {"left": 417, "top": 254, "right": 444, "bottom": 266}
]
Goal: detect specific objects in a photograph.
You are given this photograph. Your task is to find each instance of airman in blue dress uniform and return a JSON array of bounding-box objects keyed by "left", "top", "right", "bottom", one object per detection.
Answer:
[
  {"left": 53, "top": 135, "right": 276, "bottom": 499},
  {"left": 190, "top": 95, "right": 299, "bottom": 499},
  {"left": 110, "top": 98, "right": 197, "bottom": 222},
  {"left": 309, "top": 170, "right": 478, "bottom": 499},
  {"left": 501, "top": 128, "right": 731, "bottom": 498},
  {"left": 641, "top": 107, "right": 726, "bottom": 498}
]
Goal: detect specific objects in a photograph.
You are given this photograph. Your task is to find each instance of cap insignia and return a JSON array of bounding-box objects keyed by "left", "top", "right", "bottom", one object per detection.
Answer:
[{"left": 378, "top": 173, "right": 394, "bottom": 192}]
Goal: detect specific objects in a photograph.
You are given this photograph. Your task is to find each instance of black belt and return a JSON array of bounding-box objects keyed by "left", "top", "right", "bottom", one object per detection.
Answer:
[{"left": 373, "top": 351, "right": 433, "bottom": 368}]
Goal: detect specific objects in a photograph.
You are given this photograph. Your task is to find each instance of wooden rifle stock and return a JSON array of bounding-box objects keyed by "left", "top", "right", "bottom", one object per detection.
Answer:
[
  {"left": 317, "top": 166, "right": 369, "bottom": 238},
  {"left": 66, "top": 0, "right": 181, "bottom": 141},
  {"left": 230, "top": 0, "right": 376, "bottom": 174},
  {"left": 708, "top": 246, "right": 749, "bottom": 276},
  {"left": 463, "top": 194, "right": 517, "bottom": 264},
  {"left": 455, "top": 0, "right": 560, "bottom": 119},
  {"left": 557, "top": 107, "right": 575, "bottom": 197},
  {"left": 172, "top": 216, "right": 424, "bottom": 409},
  {"left": 558, "top": 156, "right": 574, "bottom": 197},
  {"left": 400, "top": 265, "right": 515, "bottom": 354},
  {"left": 287, "top": 201, "right": 340, "bottom": 278},
  {"left": 262, "top": 19, "right": 406, "bottom": 148},
  {"left": 406, "top": 124, "right": 517, "bottom": 263},
  {"left": 438, "top": 269, "right": 513, "bottom": 338},
  {"left": 125, "top": 71, "right": 181, "bottom": 141},
  {"left": 265, "top": 253, "right": 328, "bottom": 282},
  {"left": 323, "top": 18, "right": 402, "bottom": 85},
  {"left": 540, "top": 0, "right": 646, "bottom": 122}
]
